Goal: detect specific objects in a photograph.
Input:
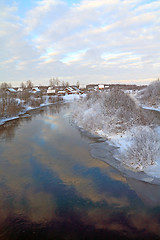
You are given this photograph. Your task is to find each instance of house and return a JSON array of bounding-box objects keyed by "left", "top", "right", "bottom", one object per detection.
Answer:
[
  {"left": 17, "top": 87, "right": 23, "bottom": 92},
  {"left": 86, "top": 84, "right": 98, "bottom": 91},
  {"left": 32, "top": 87, "right": 41, "bottom": 94},
  {"left": 65, "top": 87, "right": 77, "bottom": 94},
  {"left": 104, "top": 85, "right": 110, "bottom": 90},
  {"left": 98, "top": 84, "right": 104, "bottom": 90},
  {"left": 6, "top": 88, "right": 17, "bottom": 95},
  {"left": 72, "top": 86, "right": 81, "bottom": 94},
  {"left": 57, "top": 90, "right": 66, "bottom": 96},
  {"left": 47, "top": 87, "right": 56, "bottom": 95}
]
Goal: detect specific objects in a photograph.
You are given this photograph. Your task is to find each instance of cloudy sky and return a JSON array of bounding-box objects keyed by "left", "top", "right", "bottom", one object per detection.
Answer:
[{"left": 0, "top": 0, "right": 160, "bottom": 86}]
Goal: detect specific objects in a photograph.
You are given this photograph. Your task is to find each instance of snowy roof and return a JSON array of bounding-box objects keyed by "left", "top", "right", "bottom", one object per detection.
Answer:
[
  {"left": 7, "top": 88, "right": 17, "bottom": 93},
  {"left": 98, "top": 84, "right": 104, "bottom": 88},
  {"left": 17, "top": 87, "right": 23, "bottom": 91},
  {"left": 47, "top": 89, "right": 56, "bottom": 93},
  {"left": 32, "top": 87, "right": 40, "bottom": 92},
  {"left": 48, "top": 86, "right": 54, "bottom": 90}
]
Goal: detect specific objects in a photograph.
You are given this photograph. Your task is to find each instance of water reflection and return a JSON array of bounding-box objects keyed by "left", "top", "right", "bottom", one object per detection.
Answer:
[
  {"left": 0, "top": 119, "right": 21, "bottom": 141},
  {"left": 0, "top": 103, "right": 160, "bottom": 239},
  {"left": 127, "top": 178, "right": 160, "bottom": 207}
]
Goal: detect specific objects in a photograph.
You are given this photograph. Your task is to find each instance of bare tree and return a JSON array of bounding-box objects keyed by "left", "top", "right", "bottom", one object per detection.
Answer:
[
  {"left": 76, "top": 81, "right": 80, "bottom": 88},
  {"left": 20, "top": 82, "right": 26, "bottom": 89},
  {"left": 55, "top": 77, "right": 60, "bottom": 86},
  {"left": 26, "top": 80, "right": 33, "bottom": 89},
  {"left": 66, "top": 81, "right": 69, "bottom": 87},
  {"left": 49, "top": 78, "right": 56, "bottom": 88},
  {"left": 0, "top": 82, "right": 12, "bottom": 89}
]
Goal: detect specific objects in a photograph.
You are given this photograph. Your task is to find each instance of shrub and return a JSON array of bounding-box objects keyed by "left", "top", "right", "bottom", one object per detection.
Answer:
[
  {"left": 120, "top": 126, "right": 160, "bottom": 170},
  {"left": 138, "top": 79, "right": 160, "bottom": 107},
  {"left": 0, "top": 99, "right": 24, "bottom": 117}
]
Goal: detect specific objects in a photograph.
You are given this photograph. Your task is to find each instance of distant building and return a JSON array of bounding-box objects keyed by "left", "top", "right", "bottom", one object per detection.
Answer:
[
  {"left": 17, "top": 87, "right": 23, "bottom": 92},
  {"left": 32, "top": 87, "right": 41, "bottom": 94},
  {"left": 98, "top": 84, "right": 104, "bottom": 90},
  {"left": 6, "top": 88, "right": 17, "bottom": 94},
  {"left": 86, "top": 84, "right": 98, "bottom": 91},
  {"left": 104, "top": 85, "right": 110, "bottom": 89},
  {"left": 57, "top": 90, "right": 66, "bottom": 96},
  {"left": 47, "top": 87, "right": 56, "bottom": 95},
  {"left": 65, "top": 87, "right": 77, "bottom": 94}
]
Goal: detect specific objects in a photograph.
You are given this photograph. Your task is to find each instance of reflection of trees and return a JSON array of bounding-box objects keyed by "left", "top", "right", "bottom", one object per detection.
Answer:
[
  {"left": 127, "top": 177, "right": 160, "bottom": 207},
  {"left": 48, "top": 102, "right": 66, "bottom": 115},
  {"left": 0, "top": 117, "right": 33, "bottom": 141},
  {"left": 0, "top": 120, "right": 20, "bottom": 141}
]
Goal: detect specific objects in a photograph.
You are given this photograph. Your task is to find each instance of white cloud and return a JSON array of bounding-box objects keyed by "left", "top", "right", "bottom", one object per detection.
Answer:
[
  {"left": 24, "top": 0, "right": 66, "bottom": 33},
  {"left": 0, "top": 0, "right": 159, "bottom": 86}
]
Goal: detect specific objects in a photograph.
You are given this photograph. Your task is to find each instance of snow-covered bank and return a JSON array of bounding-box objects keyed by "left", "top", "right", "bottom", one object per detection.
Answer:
[
  {"left": 72, "top": 90, "right": 160, "bottom": 181},
  {"left": 141, "top": 105, "right": 160, "bottom": 112},
  {"left": 0, "top": 103, "right": 50, "bottom": 126},
  {"left": 0, "top": 94, "right": 83, "bottom": 126},
  {"left": 0, "top": 96, "right": 57, "bottom": 126},
  {"left": 0, "top": 116, "right": 20, "bottom": 126},
  {"left": 90, "top": 140, "right": 160, "bottom": 185}
]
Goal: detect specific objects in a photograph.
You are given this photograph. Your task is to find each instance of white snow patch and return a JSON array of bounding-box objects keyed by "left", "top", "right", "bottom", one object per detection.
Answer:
[
  {"left": 0, "top": 116, "right": 19, "bottom": 125},
  {"left": 63, "top": 94, "right": 85, "bottom": 102},
  {"left": 141, "top": 104, "right": 160, "bottom": 112}
]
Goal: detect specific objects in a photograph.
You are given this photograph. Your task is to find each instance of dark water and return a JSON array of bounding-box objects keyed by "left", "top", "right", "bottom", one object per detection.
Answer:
[{"left": 0, "top": 103, "right": 160, "bottom": 240}]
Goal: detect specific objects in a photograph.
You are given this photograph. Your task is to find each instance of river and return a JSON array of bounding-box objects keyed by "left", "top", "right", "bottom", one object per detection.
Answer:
[{"left": 0, "top": 103, "right": 160, "bottom": 240}]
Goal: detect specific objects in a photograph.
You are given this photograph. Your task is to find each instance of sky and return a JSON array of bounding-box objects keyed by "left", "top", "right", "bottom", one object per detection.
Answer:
[{"left": 0, "top": 0, "right": 160, "bottom": 86}]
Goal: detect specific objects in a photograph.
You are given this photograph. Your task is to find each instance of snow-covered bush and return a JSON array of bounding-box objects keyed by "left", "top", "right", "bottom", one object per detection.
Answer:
[
  {"left": 120, "top": 126, "right": 160, "bottom": 171},
  {"left": 72, "top": 92, "right": 105, "bottom": 133},
  {"left": 103, "top": 88, "right": 154, "bottom": 128},
  {"left": 137, "top": 79, "right": 160, "bottom": 107},
  {"left": 72, "top": 89, "right": 155, "bottom": 136}
]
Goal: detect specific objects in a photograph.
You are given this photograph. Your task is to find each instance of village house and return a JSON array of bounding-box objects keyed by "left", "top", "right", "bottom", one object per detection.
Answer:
[{"left": 47, "top": 86, "right": 56, "bottom": 95}]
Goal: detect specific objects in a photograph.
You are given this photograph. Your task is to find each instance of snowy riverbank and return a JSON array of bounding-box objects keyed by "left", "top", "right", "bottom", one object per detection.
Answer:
[
  {"left": 91, "top": 126, "right": 160, "bottom": 181},
  {"left": 0, "top": 102, "right": 53, "bottom": 126},
  {"left": 72, "top": 90, "right": 160, "bottom": 182},
  {"left": 0, "top": 94, "right": 83, "bottom": 126},
  {"left": 141, "top": 104, "right": 160, "bottom": 112}
]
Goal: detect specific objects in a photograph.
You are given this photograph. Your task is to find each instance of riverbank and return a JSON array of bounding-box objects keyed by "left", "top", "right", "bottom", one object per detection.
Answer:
[
  {"left": 0, "top": 94, "right": 83, "bottom": 126},
  {"left": 0, "top": 102, "right": 53, "bottom": 126},
  {"left": 141, "top": 104, "right": 160, "bottom": 112},
  {"left": 75, "top": 122, "right": 160, "bottom": 185},
  {"left": 90, "top": 139, "right": 160, "bottom": 185},
  {"left": 72, "top": 90, "right": 160, "bottom": 182}
]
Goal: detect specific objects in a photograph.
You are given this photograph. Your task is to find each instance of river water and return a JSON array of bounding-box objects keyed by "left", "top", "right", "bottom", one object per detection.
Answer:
[{"left": 0, "top": 103, "right": 160, "bottom": 240}]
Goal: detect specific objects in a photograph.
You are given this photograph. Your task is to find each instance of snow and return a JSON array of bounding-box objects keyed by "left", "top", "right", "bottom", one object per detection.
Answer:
[
  {"left": 63, "top": 94, "right": 85, "bottom": 102},
  {"left": 0, "top": 94, "right": 85, "bottom": 126},
  {"left": 0, "top": 116, "right": 19, "bottom": 125},
  {"left": 0, "top": 96, "right": 53, "bottom": 125},
  {"left": 72, "top": 90, "right": 160, "bottom": 181},
  {"left": 32, "top": 87, "right": 40, "bottom": 93},
  {"left": 141, "top": 104, "right": 160, "bottom": 112},
  {"left": 47, "top": 88, "right": 55, "bottom": 94},
  {"left": 7, "top": 88, "right": 17, "bottom": 93}
]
